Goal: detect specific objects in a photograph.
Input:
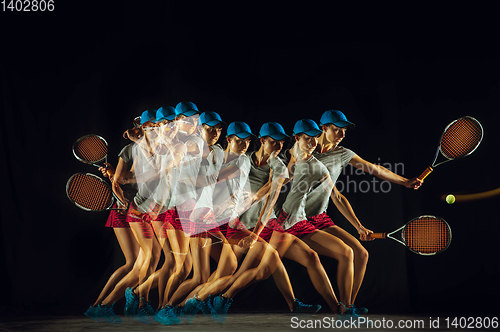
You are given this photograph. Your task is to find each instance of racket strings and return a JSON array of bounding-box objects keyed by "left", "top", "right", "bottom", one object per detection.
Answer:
[
  {"left": 67, "top": 174, "right": 113, "bottom": 211},
  {"left": 440, "top": 118, "right": 482, "bottom": 159},
  {"left": 404, "top": 218, "right": 450, "bottom": 254},
  {"left": 74, "top": 136, "right": 108, "bottom": 163}
]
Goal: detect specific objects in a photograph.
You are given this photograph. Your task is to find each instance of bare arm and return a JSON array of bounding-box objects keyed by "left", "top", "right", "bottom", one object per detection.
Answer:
[
  {"left": 217, "top": 164, "right": 241, "bottom": 183},
  {"left": 330, "top": 186, "right": 373, "bottom": 241},
  {"left": 255, "top": 176, "right": 286, "bottom": 235},
  {"left": 112, "top": 157, "right": 130, "bottom": 209},
  {"left": 349, "top": 154, "right": 422, "bottom": 189},
  {"left": 238, "top": 169, "right": 287, "bottom": 248}
]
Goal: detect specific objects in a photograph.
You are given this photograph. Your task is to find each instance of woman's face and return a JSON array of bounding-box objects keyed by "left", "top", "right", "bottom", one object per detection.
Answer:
[
  {"left": 323, "top": 124, "right": 346, "bottom": 146},
  {"left": 142, "top": 120, "right": 158, "bottom": 139},
  {"left": 227, "top": 135, "right": 252, "bottom": 155},
  {"left": 158, "top": 119, "right": 178, "bottom": 142},
  {"left": 261, "top": 137, "right": 285, "bottom": 155},
  {"left": 295, "top": 134, "right": 318, "bottom": 155},
  {"left": 200, "top": 123, "right": 223, "bottom": 146},
  {"left": 176, "top": 114, "right": 197, "bottom": 135}
]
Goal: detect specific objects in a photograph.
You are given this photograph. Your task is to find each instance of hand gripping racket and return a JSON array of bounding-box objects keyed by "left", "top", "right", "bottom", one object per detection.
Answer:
[
  {"left": 417, "top": 116, "right": 483, "bottom": 181},
  {"left": 66, "top": 173, "right": 126, "bottom": 212},
  {"left": 367, "top": 215, "right": 452, "bottom": 255},
  {"left": 72, "top": 134, "right": 112, "bottom": 176}
]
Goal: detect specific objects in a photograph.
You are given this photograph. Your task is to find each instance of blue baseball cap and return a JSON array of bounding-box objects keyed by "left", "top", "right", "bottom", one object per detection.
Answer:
[
  {"left": 319, "top": 110, "right": 355, "bottom": 128},
  {"left": 199, "top": 111, "right": 225, "bottom": 127},
  {"left": 292, "top": 119, "right": 322, "bottom": 137},
  {"left": 175, "top": 101, "right": 199, "bottom": 117},
  {"left": 259, "top": 122, "right": 289, "bottom": 140},
  {"left": 140, "top": 109, "right": 157, "bottom": 125},
  {"left": 156, "top": 106, "right": 177, "bottom": 122},
  {"left": 226, "top": 121, "right": 254, "bottom": 139}
]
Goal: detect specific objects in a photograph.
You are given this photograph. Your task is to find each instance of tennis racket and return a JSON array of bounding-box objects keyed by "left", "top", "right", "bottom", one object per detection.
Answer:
[
  {"left": 133, "top": 115, "right": 141, "bottom": 128},
  {"left": 66, "top": 172, "right": 126, "bottom": 212},
  {"left": 72, "top": 134, "right": 112, "bottom": 176},
  {"left": 417, "top": 116, "right": 483, "bottom": 181},
  {"left": 367, "top": 215, "right": 452, "bottom": 255}
]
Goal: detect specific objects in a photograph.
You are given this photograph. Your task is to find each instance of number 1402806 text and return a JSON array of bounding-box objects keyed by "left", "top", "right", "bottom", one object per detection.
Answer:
[{"left": 2, "top": 0, "right": 54, "bottom": 11}]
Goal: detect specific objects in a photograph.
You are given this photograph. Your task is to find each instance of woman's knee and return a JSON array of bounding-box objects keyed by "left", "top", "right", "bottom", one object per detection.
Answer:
[
  {"left": 122, "top": 263, "right": 135, "bottom": 273},
  {"left": 227, "top": 254, "right": 238, "bottom": 275},
  {"left": 304, "top": 249, "right": 322, "bottom": 267},
  {"left": 197, "top": 268, "right": 211, "bottom": 284},
  {"left": 339, "top": 245, "right": 354, "bottom": 263},
  {"left": 255, "top": 265, "right": 272, "bottom": 281},
  {"left": 356, "top": 246, "right": 369, "bottom": 263}
]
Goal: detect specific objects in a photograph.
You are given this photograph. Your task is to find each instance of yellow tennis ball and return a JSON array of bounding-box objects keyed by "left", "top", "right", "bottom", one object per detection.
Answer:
[{"left": 446, "top": 194, "right": 455, "bottom": 204}]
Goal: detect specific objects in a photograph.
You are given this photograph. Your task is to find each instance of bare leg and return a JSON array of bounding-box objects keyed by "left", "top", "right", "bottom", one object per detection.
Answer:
[
  {"left": 167, "top": 236, "right": 211, "bottom": 306},
  {"left": 222, "top": 233, "right": 297, "bottom": 310},
  {"left": 148, "top": 221, "right": 176, "bottom": 305},
  {"left": 101, "top": 248, "right": 146, "bottom": 305},
  {"left": 129, "top": 222, "right": 162, "bottom": 306},
  {"left": 93, "top": 228, "right": 140, "bottom": 306},
  {"left": 135, "top": 225, "right": 180, "bottom": 306},
  {"left": 193, "top": 241, "right": 261, "bottom": 302},
  {"left": 320, "top": 226, "right": 368, "bottom": 304},
  {"left": 195, "top": 234, "right": 239, "bottom": 300},
  {"left": 273, "top": 233, "right": 340, "bottom": 313},
  {"left": 301, "top": 229, "right": 354, "bottom": 308},
  {"left": 162, "top": 228, "right": 192, "bottom": 306}
]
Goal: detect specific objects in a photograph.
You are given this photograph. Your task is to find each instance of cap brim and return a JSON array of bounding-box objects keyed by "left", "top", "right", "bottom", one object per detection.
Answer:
[
  {"left": 335, "top": 121, "right": 355, "bottom": 128},
  {"left": 322, "top": 120, "right": 355, "bottom": 128},
  {"left": 267, "top": 133, "right": 288, "bottom": 140},
  {"left": 204, "top": 119, "right": 225, "bottom": 127},
  {"left": 180, "top": 110, "right": 198, "bottom": 117},
  {"left": 157, "top": 115, "right": 176, "bottom": 122},
  {"left": 232, "top": 132, "right": 253, "bottom": 139},
  {"left": 303, "top": 129, "right": 323, "bottom": 137}
]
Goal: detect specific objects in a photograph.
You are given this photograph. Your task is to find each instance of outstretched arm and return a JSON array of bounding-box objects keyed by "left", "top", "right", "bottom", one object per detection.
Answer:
[
  {"left": 349, "top": 154, "right": 422, "bottom": 189},
  {"left": 330, "top": 186, "right": 373, "bottom": 241}
]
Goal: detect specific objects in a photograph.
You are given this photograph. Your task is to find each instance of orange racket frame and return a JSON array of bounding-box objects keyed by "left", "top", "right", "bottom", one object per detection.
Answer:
[
  {"left": 418, "top": 116, "right": 483, "bottom": 181},
  {"left": 368, "top": 215, "right": 452, "bottom": 256},
  {"left": 66, "top": 172, "right": 126, "bottom": 212},
  {"left": 72, "top": 134, "right": 112, "bottom": 176}
]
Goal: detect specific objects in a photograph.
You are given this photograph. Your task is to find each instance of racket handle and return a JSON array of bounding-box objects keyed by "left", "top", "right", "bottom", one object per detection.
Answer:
[
  {"left": 417, "top": 167, "right": 433, "bottom": 181},
  {"left": 368, "top": 233, "right": 386, "bottom": 239}
]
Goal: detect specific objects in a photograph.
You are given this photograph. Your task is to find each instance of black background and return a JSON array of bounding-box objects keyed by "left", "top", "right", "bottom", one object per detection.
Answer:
[{"left": 1, "top": 2, "right": 499, "bottom": 316}]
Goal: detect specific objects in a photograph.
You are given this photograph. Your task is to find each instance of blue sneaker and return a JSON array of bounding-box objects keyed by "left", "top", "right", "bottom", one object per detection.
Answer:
[
  {"left": 343, "top": 307, "right": 360, "bottom": 317},
  {"left": 155, "top": 306, "right": 182, "bottom": 325},
  {"left": 196, "top": 295, "right": 215, "bottom": 318},
  {"left": 173, "top": 305, "right": 183, "bottom": 320},
  {"left": 135, "top": 301, "right": 157, "bottom": 324},
  {"left": 350, "top": 304, "right": 368, "bottom": 315},
  {"left": 212, "top": 295, "right": 232, "bottom": 324},
  {"left": 85, "top": 303, "right": 123, "bottom": 324},
  {"left": 181, "top": 298, "right": 200, "bottom": 324},
  {"left": 338, "top": 303, "right": 360, "bottom": 325},
  {"left": 292, "top": 298, "right": 322, "bottom": 314},
  {"left": 124, "top": 287, "right": 139, "bottom": 318},
  {"left": 84, "top": 305, "right": 106, "bottom": 323}
]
